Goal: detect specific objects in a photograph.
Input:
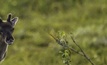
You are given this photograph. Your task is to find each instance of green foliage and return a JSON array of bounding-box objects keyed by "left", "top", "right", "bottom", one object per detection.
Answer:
[
  {"left": 51, "top": 32, "right": 94, "bottom": 65},
  {"left": 59, "top": 50, "right": 71, "bottom": 65},
  {"left": 50, "top": 31, "right": 71, "bottom": 65},
  {"left": 0, "top": 0, "right": 107, "bottom": 65}
]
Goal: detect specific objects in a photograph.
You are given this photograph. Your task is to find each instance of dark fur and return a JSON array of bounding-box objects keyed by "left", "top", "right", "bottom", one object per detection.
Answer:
[{"left": 0, "top": 13, "right": 18, "bottom": 62}]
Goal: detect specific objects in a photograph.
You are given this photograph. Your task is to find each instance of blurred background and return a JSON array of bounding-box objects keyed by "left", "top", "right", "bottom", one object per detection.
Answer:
[{"left": 0, "top": 0, "right": 107, "bottom": 65}]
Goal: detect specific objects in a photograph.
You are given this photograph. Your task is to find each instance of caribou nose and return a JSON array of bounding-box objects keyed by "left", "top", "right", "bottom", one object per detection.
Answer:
[
  {"left": 10, "top": 39, "right": 14, "bottom": 42},
  {"left": 8, "top": 39, "right": 14, "bottom": 45},
  {"left": 6, "top": 37, "right": 14, "bottom": 45}
]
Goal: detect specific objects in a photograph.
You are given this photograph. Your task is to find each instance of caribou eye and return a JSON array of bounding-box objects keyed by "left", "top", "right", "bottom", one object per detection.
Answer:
[
  {"left": 0, "top": 27, "right": 2, "bottom": 31},
  {"left": 0, "top": 27, "right": 2, "bottom": 32},
  {"left": 0, "top": 30, "right": 3, "bottom": 34}
]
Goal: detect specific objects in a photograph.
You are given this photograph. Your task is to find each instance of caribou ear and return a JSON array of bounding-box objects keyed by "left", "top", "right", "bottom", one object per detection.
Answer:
[
  {"left": 11, "top": 17, "right": 18, "bottom": 26},
  {"left": 7, "top": 13, "right": 12, "bottom": 22}
]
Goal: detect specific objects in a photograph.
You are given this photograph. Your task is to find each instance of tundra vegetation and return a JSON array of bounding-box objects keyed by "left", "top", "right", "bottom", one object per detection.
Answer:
[{"left": 0, "top": 0, "right": 107, "bottom": 65}]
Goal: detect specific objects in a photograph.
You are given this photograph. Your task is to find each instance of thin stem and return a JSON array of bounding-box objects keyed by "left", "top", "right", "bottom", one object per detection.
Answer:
[
  {"left": 70, "top": 34, "right": 94, "bottom": 65},
  {"left": 68, "top": 47, "right": 84, "bottom": 56},
  {"left": 50, "top": 33, "right": 94, "bottom": 65}
]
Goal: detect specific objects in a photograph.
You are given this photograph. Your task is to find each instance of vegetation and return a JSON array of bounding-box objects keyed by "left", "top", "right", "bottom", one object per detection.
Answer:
[{"left": 0, "top": 0, "right": 107, "bottom": 65}]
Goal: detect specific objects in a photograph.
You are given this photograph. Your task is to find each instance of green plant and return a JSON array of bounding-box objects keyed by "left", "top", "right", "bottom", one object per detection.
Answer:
[{"left": 50, "top": 31, "right": 94, "bottom": 65}]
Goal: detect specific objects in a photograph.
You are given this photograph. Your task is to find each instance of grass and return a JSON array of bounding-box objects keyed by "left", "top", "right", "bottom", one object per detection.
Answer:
[{"left": 0, "top": 0, "right": 107, "bottom": 65}]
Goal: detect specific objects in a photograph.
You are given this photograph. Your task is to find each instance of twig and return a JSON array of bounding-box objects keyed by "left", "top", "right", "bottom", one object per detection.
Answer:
[
  {"left": 49, "top": 33, "right": 62, "bottom": 46},
  {"left": 50, "top": 33, "right": 94, "bottom": 65},
  {"left": 70, "top": 34, "right": 94, "bottom": 65},
  {"left": 49, "top": 33, "right": 84, "bottom": 56},
  {"left": 68, "top": 47, "right": 84, "bottom": 56}
]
